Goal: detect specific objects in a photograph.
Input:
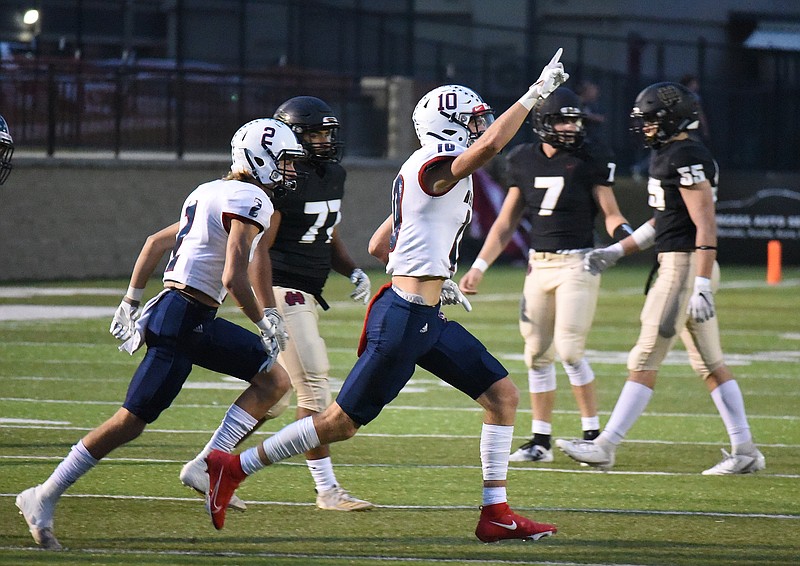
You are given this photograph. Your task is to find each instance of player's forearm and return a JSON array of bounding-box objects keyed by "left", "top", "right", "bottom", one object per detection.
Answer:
[
  {"left": 330, "top": 232, "right": 358, "bottom": 277},
  {"left": 225, "top": 272, "right": 263, "bottom": 324},
  {"left": 129, "top": 225, "right": 179, "bottom": 290}
]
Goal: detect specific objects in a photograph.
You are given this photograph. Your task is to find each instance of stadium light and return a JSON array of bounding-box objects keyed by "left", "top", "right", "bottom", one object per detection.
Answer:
[{"left": 23, "top": 9, "right": 39, "bottom": 26}]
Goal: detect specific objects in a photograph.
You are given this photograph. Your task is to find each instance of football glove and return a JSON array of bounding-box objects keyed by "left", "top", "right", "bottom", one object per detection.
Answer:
[
  {"left": 264, "top": 307, "right": 289, "bottom": 351},
  {"left": 255, "top": 316, "right": 280, "bottom": 372},
  {"left": 583, "top": 243, "right": 624, "bottom": 276},
  {"left": 687, "top": 276, "right": 715, "bottom": 323},
  {"left": 440, "top": 279, "right": 472, "bottom": 312},
  {"left": 110, "top": 299, "right": 140, "bottom": 341},
  {"left": 350, "top": 268, "right": 371, "bottom": 304},
  {"left": 518, "top": 48, "right": 569, "bottom": 110}
]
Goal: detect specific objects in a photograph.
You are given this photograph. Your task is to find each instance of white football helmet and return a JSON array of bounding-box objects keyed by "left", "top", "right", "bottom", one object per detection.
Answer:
[
  {"left": 230, "top": 118, "right": 306, "bottom": 191},
  {"left": 412, "top": 85, "right": 494, "bottom": 147}
]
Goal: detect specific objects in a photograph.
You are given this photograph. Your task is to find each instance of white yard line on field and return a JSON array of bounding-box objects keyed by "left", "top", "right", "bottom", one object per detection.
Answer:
[
  {"left": 0, "top": 490, "right": 798, "bottom": 519},
  {"left": 2, "top": 422, "right": 799, "bottom": 449}
]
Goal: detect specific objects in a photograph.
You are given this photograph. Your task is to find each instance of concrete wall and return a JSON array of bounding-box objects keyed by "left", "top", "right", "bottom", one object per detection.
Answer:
[
  {"left": 4, "top": 155, "right": 788, "bottom": 282},
  {"left": 1, "top": 156, "right": 401, "bottom": 281}
]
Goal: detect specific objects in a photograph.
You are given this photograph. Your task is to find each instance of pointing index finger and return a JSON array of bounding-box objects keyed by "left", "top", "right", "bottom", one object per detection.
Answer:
[{"left": 548, "top": 48, "right": 563, "bottom": 67}]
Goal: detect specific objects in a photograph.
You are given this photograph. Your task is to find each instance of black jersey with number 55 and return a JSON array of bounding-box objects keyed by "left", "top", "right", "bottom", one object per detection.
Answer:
[
  {"left": 646, "top": 138, "right": 718, "bottom": 253},
  {"left": 505, "top": 140, "right": 616, "bottom": 251},
  {"left": 270, "top": 160, "right": 345, "bottom": 298}
]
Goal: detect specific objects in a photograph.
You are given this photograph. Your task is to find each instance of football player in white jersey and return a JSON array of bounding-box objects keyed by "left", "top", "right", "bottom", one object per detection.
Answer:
[
  {"left": 16, "top": 118, "right": 303, "bottom": 550},
  {"left": 183, "top": 96, "right": 373, "bottom": 512},
  {"left": 203, "top": 49, "right": 569, "bottom": 543}
]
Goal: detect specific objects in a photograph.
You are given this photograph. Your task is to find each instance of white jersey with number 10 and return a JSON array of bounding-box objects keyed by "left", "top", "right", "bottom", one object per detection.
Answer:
[{"left": 386, "top": 142, "right": 473, "bottom": 279}]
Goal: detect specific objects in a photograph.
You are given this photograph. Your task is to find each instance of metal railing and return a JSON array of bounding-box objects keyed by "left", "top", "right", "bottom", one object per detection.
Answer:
[{"left": 2, "top": 4, "right": 799, "bottom": 171}]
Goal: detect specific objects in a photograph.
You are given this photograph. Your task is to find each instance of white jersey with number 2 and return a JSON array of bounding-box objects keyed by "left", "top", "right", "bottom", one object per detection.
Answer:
[
  {"left": 386, "top": 142, "right": 473, "bottom": 279},
  {"left": 163, "top": 178, "right": 273, "bottom": 303}
]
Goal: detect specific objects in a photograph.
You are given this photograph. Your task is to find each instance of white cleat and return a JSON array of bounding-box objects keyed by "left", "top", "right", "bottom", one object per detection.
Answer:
[
  {"left": 180, "top": 458, "right": 247, "bottom": 511},
  {"left": 16, "top": 485, "right": 62, "bottom": 551},
  {"left": 555, "top": 438, "right": 615, "bottom": 470},
  {"left": 509, "top": 441, "right": 554, "bottom": 463},
  {"left": 316, "top": 486, "right": 374, "bottom": 511},
  {"left": 702, "top": 449, "right": 766, "bottom": 475}
]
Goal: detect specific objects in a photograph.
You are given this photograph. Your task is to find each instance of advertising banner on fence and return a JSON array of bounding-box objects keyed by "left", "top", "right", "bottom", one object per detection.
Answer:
[{"left": 717, "top": 172, "right": 800, "bottom": 265}]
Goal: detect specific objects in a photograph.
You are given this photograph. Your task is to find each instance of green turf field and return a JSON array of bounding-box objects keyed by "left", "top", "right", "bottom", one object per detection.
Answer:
[{"left": 1, "top": 264, "right": 798, "bottom": 565}]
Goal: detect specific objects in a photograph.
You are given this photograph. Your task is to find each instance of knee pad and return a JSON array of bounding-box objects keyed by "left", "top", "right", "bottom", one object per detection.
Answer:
[
  {"left": 563, "top": 358, "right": 595, "bottom": 387},
  {"left": 528, "top": 364, "right": 556, "bottom": 393}
]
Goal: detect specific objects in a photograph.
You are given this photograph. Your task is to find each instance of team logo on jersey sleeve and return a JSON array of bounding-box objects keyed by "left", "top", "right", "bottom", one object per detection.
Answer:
[{"left": 249, "top": 197, "right": 263, "bottom": 218}]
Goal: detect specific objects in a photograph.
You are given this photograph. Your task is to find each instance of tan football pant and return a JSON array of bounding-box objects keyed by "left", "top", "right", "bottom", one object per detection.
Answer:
[
  {"left": 519, "top": 252, "right": 600, "bottom": 369},
  {"left": 627, "top": 252, "right": 724, "bottom": 377},
  {"left": 263, "top": 286, "right": 333, "bottom": 420}
]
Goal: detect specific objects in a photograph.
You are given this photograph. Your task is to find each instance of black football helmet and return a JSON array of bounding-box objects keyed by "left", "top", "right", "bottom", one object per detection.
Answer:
[
  {"left": 0, "top": 114, "right": 13, "bottom": 184},
  {"left": 273, "top": 96, "right": 343, "bottom": 162},
  {"left": 630, "top": 82, "right": 699, "bottom": 148},
  {"left": 532, "top": 87, "right": 585, "bottom": 150}
]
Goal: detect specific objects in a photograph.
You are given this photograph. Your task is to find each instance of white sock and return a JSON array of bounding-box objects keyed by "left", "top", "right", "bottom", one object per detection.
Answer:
[
  {"left": 307, "top": 457, "right": 338, "bottom": 492},
  {"left": 710, "top": 380, "right": 753, "bottom": 450},
  {"left": 193, "top": 403, "right": 258, "bottom": 463},
  {"left": 480, "top": 423, "right": 512, "bottom": 504},
  {"left": 40, "top": 440, "right": 98, "bottom": 499},
  {"left": 581, "top": 416, "right": 600, "bottom": 432},
  {"left": 240, "top": 416, "right": 320, "bottom": 475},
  {"left": 482, "top": 486, "right": 507, "bottom": 506},
  {"left": 600, "top": 381, "right": 653, "bottom": 446},
  {"left": 532, "top": 420, "right": 552, "bottom": 436}
]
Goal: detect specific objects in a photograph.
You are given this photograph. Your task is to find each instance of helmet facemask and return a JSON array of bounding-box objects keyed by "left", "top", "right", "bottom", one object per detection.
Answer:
[
  {"left": 457, "top": 105, "right": 495, "bottom": 146},
  {"left": 274, "top": 97, "right": 344, "bottom": 163},
  {"left": 538, "top": 111, "right": 585, "bottom": 149},
  {"left": 296, "top": 123, "right": 343, "bottom": 162},
  {"left": 532, "top": 87, "right": 585, "bottom": 150},
  {"left": 0, "top": 141, "right": 12, "bottom": 185},
  {"left": 0, "top": 116, "right": 12, "bottom": 185}
]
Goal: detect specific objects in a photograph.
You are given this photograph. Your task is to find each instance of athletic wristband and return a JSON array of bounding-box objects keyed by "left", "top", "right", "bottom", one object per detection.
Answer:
[
  {"left": 255, "top": 316, "right": 272, "bottom": 334},
  {"left": 631, "top": 222, "right": 656, "bottom": 251},
  {"left": 517, "top": 91, "right": 540, "bottom": 111},
  {"left": 126, "top": 286, "right": 144, "bottom": 302},
  {"left": 471, "top": 258, "right": 490, "bottom": 273},
  {"left": 613, "top": 223, "right": 635, "bottom": 242}
]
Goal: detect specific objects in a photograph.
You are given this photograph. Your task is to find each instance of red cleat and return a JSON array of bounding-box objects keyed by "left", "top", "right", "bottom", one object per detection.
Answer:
[
  {"left": 205, "top": 450, "right": 247, "bottom": 530},
  {"left": 475, "top": 502, "right": 557, "bottom": 543}
]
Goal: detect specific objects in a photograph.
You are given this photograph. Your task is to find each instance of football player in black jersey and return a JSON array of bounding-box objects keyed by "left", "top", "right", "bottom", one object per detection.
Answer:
[
  {"left": 0, "top": 114, "right": 13, "bottom": 184},
  {"left": 459, "top": 87, "right": 632, "bottom": 463},
  {"left": 557, "top": 82, "right": 765, "bottom": 475},
  {"left": 248, "top": 96, "right": 373, "bottom": 510}
]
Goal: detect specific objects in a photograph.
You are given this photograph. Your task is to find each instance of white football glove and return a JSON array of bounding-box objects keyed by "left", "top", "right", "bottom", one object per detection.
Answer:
[
  {"left": 255, "top": 316, "right": 280, "bottom": 372},
  {"left": 518, "top": 48, "right": 570, "bottom": 109},
  {"left": 350, "top": 268, "right": 371, "bottom": 304},
  {"left": 583, "top": 243, "right": 624, "bottom": 276},
  {"left": 110, "top": 300, "right": 140, "bottom": 341},
  {"left": 440, "top": 279, "right": 472, "bottom": 312},
  {"left": 264, "top": 307, "right": 289, "bottom": 351},
  {"left": 687, "top": 276, "right": 715, "bottom": 323}
]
